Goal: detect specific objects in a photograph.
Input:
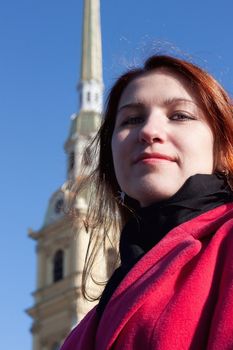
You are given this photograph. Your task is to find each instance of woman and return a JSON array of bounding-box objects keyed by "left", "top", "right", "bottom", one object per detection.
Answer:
[{"left": 61, "top": 55, "right": 233, "bottom": 349}]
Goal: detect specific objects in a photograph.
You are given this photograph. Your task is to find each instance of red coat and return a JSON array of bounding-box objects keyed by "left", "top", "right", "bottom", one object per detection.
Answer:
[{"left": 61, "top": 204, "right": 233, "bottom": 349}]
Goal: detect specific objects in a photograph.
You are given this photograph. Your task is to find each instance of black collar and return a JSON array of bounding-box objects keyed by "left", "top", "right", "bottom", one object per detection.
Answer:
[{"left": 120, "top": 173, "right": 233, "bottom": 265}]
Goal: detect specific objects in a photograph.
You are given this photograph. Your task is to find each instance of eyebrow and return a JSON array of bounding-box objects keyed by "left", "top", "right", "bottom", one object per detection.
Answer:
[
  {"left": 117, "top": 102, "right": 145, "bottom": 113},
  {"left": 117, "top": 98, "right": 197, "bottom": 113}
]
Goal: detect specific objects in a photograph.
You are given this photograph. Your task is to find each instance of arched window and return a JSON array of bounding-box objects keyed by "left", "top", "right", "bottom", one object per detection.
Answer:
[
  {"left": 54, "top": 198, "right": 64, "bottom": 214},
  {"left": 69, "top": 151, "right": 75, "bottom": 172},
  {"left": 53, "top": 250, "right": 64, "bottom": 282},
  {"left": 87, "top": 91, "right": 91, "bottom": 102}
]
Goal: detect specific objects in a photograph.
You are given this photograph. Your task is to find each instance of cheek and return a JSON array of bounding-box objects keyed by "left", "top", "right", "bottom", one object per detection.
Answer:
[
  {"left": 111, "top": 134, "right": 125, "bottom": 176},
  {"left": 193, "top": 127, "right": 214, "bottom": 156},
  {"left": 111, "top": 134, "right": 120, "bottom": 164},
  {"left": 111, "top": 131, "right": 130, "bottom": 160},
  {"left": 111, "top": 132, "right": 132, "bottom": 188},
  {"left": 176, "top": 126, "right": 214, "bottom": 166}
]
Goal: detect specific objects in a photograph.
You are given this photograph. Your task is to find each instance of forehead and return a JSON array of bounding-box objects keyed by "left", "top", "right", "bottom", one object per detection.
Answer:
[{"left": 118, "top": 68, "right": 199, "bottom": 109}]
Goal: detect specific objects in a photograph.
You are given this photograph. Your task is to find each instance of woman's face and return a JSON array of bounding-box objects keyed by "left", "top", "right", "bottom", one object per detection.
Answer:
[{"left": 111, "top": 69, "right": 214, "bottom": 207}]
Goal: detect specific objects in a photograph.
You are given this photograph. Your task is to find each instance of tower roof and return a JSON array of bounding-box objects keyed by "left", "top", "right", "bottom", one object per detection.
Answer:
[{"left": 80, "top": 0, "right": 103, "bottom": 84}]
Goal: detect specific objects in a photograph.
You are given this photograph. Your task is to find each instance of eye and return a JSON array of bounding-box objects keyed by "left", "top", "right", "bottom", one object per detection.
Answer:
[
  {"left": 170, "top": 112, "right": 196, "bottom": 121},
  {"left": 121, "top": 115, "right": 145, "bottom": 126}
]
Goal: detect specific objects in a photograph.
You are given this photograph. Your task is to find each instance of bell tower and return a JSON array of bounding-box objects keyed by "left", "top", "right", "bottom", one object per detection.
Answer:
[{"left": 27, "top": 1, "right": 105, "bottom": 349}]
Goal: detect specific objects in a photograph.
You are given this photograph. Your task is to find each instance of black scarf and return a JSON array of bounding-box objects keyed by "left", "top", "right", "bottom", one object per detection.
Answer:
[{"left": 96, "top": 173, "right": 233, "bottom": 318}]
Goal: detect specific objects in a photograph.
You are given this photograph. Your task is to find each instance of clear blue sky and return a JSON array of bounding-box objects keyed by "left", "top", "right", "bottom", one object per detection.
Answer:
[{"left": 1, "top": 0, "right": 233, "bottom": 348}]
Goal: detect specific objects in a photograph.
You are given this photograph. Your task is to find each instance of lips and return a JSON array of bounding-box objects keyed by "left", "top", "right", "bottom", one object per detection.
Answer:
[{"left": 134, "top": 152, "right": 176, "bottom": 163}]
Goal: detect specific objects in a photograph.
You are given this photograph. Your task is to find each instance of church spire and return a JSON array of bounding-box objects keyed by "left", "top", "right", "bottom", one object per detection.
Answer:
[
  {"left": 65, "top": 0, "right": 103, "bottom": 181},
  {"left": 79, "top": 0, "right": 103, "bottom": 113},
  {"left": 80, "top": 0, "right": 103, "bottom": 84}
]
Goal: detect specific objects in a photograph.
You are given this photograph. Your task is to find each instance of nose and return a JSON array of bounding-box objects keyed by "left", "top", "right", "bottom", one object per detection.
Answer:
[{"left": 138, "top": 114, "right": 167, "bottom": 144}]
